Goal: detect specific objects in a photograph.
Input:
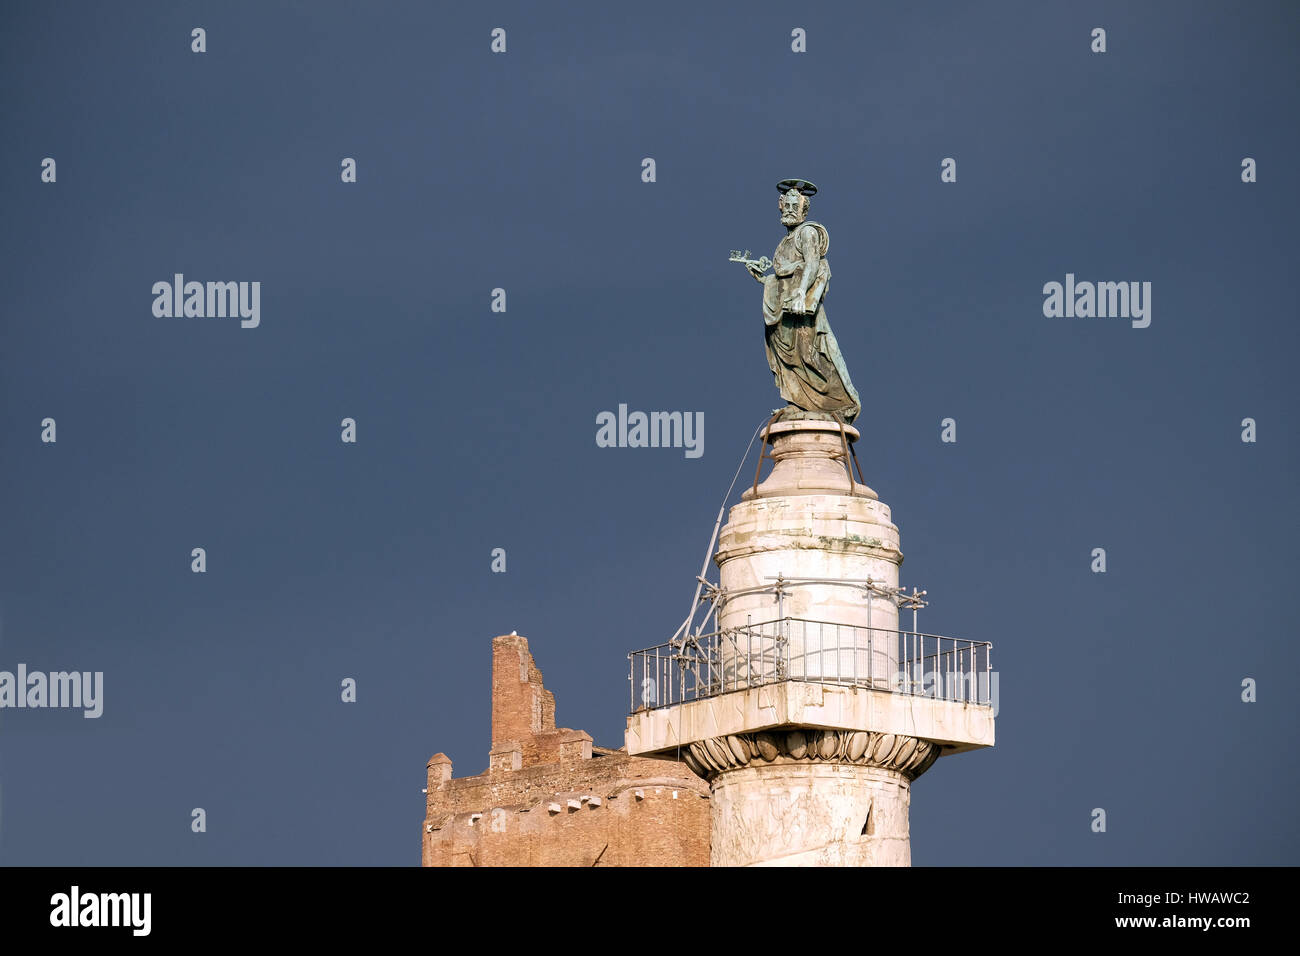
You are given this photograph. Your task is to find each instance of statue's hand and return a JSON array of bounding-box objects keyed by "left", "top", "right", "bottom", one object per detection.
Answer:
[
  {"left": 747, "top": 263, "right": 766, "bottom": 283},
  {"left": 782, "top": 294, "right": 806, "bottom": 315}
]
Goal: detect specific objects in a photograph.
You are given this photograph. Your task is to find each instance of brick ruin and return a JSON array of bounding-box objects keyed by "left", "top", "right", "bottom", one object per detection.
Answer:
[{"left": 423, "top": 634, "right": 710, "bottom": 866}]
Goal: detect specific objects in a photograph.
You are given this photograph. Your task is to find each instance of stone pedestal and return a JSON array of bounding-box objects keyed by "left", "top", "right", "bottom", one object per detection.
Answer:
[
  {"left": 715, "top": 421, "right": 902, "bottom": 690},
  {"left": 700, "top": 420, "right": 925, "bottom": 865},
  {"left": 712, "top": 764, "right": 911, "bottom": 867},
  {"left": 684, "top": 727, "right": 938, "bottom": 866},
  {"left": 625, "top": 417, "right": 996, "bottom": 867}
]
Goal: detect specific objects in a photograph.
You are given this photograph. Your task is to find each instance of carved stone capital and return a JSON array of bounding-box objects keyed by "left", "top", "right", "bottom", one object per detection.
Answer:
[{"left": 682, "top": 729, "right": 939, "bottom": 781}]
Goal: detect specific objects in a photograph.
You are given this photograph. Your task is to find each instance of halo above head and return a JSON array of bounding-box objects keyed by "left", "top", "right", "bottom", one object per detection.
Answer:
[{"left": 776, "top": 178, "right": 818, "bottom": 197}]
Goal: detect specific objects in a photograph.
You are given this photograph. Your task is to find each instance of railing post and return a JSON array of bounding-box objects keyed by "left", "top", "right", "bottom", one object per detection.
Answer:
[
  {"left": 707, "top": 634, "right": 717, "bottom": 697},
  {"left": 743, "top": 616, "right": 754, "bottom": 691},
  {"left": 963, "top": 644, "right": 969, "bottom": 703},
  {"left": 834, "top": 622, "right": 839, "bottom": 683},
  {"left": 908, "top": 630, "right": 913, "bottom": 695},
  {"left": 986, "top": 643, "right": 993, "bottom": 706},
  {"left": 657, "top": 648, "right": 662, "bottom": 706},
  {"left": 776, "top": 620, "right": 782, "bottom": 682},
  {"left": 663, "top": 649, "right": 670, "bottom": 706},
  {"left": 864, "top": 588, "right": 871, "bottom": 688}
]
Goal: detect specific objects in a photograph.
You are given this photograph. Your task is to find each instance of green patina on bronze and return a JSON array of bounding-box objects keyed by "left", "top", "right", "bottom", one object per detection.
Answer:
[{"left": 731, "top": 180, "right": 862, "bottom": 425}]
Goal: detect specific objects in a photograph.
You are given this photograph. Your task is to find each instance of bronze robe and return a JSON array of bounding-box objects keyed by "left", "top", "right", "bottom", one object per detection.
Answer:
[{"left": 762, "top": 221, "right": 862, "bottom": 424}]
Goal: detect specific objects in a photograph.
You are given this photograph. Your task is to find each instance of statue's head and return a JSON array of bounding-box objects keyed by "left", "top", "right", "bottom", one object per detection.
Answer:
[
  {"left": 779, "top": 189, "right": 809, "bottom": 226},
  {"left": 776, "top": 179, "right": 817, "bottom": 227}
]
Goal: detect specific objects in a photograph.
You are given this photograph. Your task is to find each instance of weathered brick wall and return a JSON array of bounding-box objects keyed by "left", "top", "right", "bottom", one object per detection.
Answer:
[
  {"left": 424, "top": 756, "right": 710, "bottom": 866},
  {"left": 490, "top": 635, "right": 555, "bottom": 754},
  {"left": 423, "top": 634, "right": 711, "bottom": 866}
]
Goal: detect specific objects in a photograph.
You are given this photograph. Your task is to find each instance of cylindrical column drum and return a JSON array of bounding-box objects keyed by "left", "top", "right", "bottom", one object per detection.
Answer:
[{"left": 713, "top": 421, "right": 903, "bottom": 691}]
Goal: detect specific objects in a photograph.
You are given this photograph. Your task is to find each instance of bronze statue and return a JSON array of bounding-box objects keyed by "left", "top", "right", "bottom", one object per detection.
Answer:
[{"left": 731, "top": 179, "right": 861, "bottom": 424}]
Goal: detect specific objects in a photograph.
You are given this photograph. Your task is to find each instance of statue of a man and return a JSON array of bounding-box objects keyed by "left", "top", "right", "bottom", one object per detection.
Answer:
[{"left": 743, "top": 179, "right": 861, "bottom": 424}]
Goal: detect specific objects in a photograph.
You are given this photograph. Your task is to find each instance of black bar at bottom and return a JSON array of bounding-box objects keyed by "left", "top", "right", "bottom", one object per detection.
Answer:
[{"left": 0, "top": 866, "right": 1281, "bottom": 942}]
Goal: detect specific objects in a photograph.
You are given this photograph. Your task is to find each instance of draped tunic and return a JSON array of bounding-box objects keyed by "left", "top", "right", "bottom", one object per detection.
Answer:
[{"left": 761, "top": 221, "right": 861, "bottom": 424}]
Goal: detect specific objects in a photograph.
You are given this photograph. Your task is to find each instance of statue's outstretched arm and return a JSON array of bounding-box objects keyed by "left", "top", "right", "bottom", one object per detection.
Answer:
[{"left": 729, "top": 250, "right": 771, "bottom": 284}]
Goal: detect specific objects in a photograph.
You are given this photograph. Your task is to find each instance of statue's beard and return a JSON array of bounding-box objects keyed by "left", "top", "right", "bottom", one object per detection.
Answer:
[{"left": 781, "top": 212, "right": 803, "bottom": 225}]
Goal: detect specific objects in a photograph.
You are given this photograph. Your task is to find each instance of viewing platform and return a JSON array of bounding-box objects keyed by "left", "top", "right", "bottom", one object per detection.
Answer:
[{"left": 627, "top": 616, "right": 996, "bottom": 759}]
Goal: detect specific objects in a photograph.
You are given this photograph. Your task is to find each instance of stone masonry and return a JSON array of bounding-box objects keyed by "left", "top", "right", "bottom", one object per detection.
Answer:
[
  {"left": 625, "top": 419, "right": 996, "bottom": 865},
  {"left": 423, "top": 634, "right": 710, "bottom": 867}
]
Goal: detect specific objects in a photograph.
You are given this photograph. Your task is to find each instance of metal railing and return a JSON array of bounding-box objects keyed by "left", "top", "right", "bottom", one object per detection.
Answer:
[{"left": 629, "top": 617, "right": 992, "bottom": 713}]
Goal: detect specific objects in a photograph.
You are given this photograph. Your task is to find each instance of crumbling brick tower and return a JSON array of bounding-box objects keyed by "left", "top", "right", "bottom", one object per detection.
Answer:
[{"left": 423, "top": 634, "right": 710, "bottom": 866}]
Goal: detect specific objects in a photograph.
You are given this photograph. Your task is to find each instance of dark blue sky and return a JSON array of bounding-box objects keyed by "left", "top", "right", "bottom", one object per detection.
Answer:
[{"left": 1, "top": 1, "right": 1296, "bottom": 865}]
